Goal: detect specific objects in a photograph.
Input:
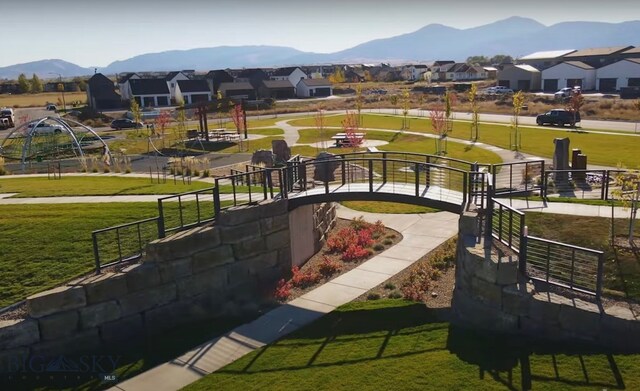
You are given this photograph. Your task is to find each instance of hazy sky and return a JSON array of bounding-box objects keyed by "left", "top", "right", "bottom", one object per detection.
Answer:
[{"left": 1, "top": 0, "right": 639, "bottom": 67}]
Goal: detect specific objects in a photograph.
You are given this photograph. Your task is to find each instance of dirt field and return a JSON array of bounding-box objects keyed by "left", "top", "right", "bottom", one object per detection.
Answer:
[{"left": 0, "top": 92, "right": 86, "bottom": 108}]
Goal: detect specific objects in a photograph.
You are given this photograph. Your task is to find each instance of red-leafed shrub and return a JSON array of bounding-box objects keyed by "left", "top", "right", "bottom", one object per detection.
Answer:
[
  {"left": 274, "top": 279, "right": 292, "bottom": 301},
  {"left": 372, "top": 220, "right": 386, "bottom": 237},
  {"left": 341, "top": 243, "right": 370, "bottom": 262},
  {"left": 291, "top": 266, "right": 321, "bottom": 288},
  {"left": 356, "top": 227, "right": 374, "bottom": 247},
  {"left": 327, "top": 227, "right": 358, "bottom": 253},
  {"left": 400, "top": 263, "right": 439, "bottom": 301},
  {"left": 318, "top": 256, "right": 342, "bottom": 276}
]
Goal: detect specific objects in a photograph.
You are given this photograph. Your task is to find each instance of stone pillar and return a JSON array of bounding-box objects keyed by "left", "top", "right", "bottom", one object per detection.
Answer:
[{"left": 553, "top": 138, "right": 570, "bottom": 182}]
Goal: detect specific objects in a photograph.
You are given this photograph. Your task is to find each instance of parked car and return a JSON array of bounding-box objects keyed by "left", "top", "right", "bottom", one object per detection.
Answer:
[
  {"left": 46, "top": 104, "right": 57, "bottom": 111},
  {"left": 27, "top": 121, "right": 65, "bottom": 134},
  {"left": 554, "top": 86, "right": 581, "bottom": 99},
  {"left": 536, "top": 109, "right": 581, "bottom": 127},
  {"left": 110, "top": 118, "right": 143, "bottom": 130},
  {"left": 483, "top": 86, "right": 513, "bottom": 94}
]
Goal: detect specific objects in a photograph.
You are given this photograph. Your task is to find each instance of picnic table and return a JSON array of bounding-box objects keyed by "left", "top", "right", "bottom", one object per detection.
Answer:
[{"left": 331, "top": 133, "right": 366, "bottom": 147}]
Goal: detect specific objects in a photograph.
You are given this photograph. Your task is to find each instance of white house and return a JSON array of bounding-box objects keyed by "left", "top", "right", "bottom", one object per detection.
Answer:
[
  {"left": 595, "top": 58, "right": 640, "bottom": 92},
  {"left": 541, "top": 61, "right": 596, "bottom": 91},
  {"left": 296, "top": 78, "right": 332, "bottom": 98},
  {"left": 117, "top": 73, "right": 139, "bottom": 101},
  {"left": 165, "top": 72, "right": 190, "bottom": 103},
  {"left": 271, "top": 67, "right": 307, "bottom": 93},
  {"left": 175, "top": 80, "right": 211, "bottom": 104}
]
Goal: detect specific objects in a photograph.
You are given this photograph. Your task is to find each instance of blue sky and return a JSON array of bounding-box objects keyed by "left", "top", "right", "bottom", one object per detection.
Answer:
[{"left": 1, "top": 0, "right": 639, "bottom": 67}]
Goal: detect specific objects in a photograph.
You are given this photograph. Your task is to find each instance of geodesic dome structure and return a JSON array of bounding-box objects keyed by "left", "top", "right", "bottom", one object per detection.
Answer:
[{"left": 0, "top": 116, "right": 112, "bottom": 170}]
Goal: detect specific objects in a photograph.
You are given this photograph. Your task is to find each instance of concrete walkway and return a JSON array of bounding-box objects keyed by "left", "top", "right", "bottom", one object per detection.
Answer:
[{"left": 110, "top": 206, "right": 459, "bottom": 391}]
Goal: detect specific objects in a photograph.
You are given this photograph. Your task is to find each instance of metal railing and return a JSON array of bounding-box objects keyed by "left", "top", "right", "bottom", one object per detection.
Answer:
[
  {"left": 92, "top": 216, "right": 160, "bottom": 274},
  {"left": 525, "top": 236, "right": 604, "bottom": 298},
  {"left": 542, "top": 169, "right": 622, "bottom": 200},
  {"left": 158, "top": 187, "right": 219, "bottom": 237},
  {"left": 492, "top": 160, "right": 545, "bottom": 197},
  {"left": 490, "top": 199, "right": 526, "bottom": 268},
  {"left": 213, "top": 169, "right": 281, "bottom": 214}
]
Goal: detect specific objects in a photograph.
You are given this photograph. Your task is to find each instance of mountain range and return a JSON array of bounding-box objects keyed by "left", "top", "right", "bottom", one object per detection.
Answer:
[{"left": 1, "top": 16, "right": 639, "bottom": 79}]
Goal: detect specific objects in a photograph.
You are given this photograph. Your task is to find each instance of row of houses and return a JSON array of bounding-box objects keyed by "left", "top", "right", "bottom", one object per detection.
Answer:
[
  {"left": 87, "top": 67, "right": 334, "bottom": 110},
  {"left": 498, "top": 46, "right": 640, "bottom": 92}
]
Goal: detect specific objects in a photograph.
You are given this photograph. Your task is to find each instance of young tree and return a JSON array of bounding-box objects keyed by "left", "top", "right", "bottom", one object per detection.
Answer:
[
  {"left": 511, "top": 91, "right": 526, "bottom": 151},
  {"left": 401, "top": 88, "right": 411, "bottom": 130},
  {"left": 30, "top": 74, "right": 43, "bottom": 93},
  {"left": 444, "top": 89, "right": 456, "bottom": 135},
  {"left": 430, "top": 105, "right": 448, "bottom": 156},
  {"left": 329, "top": 68, "right": 345, "bottom": 84},
  {"left": 390, "top": 94, "right": 398, "bottom": 115},
  {"left": 155, "top": 111, "right": 171, "bottom": 148},
  {"left": 490, "top": 54, "right": 514, "bottom": 65},
  {"left": 468, "top": 84, "right": 480, "bottom": 141},
  {"left": 565, "top": 91, "right": 585, "bottom": 131},
  {"left": 342, "top": 111, "right": 364, "bottom": 151},
  {"left": 130, "top": 98, "right": 142, "bottom": 134},
  {"left": 17, "top": 74, "right": 30, "bottom": 93},
  {"left": 355, "top": 84, "right": 364, "bottom": 126},
  {"left": 612, "top": 169, "right": 640, "bottom": 243},
  {"left": 175, "top": 102, "right": 188, "bottom": 153},
  {"left": 363, "top": 70, "right": 373, "bottom": 82},
  {"left": 230, "top": 104, "right": 247, "bottom": 152}
]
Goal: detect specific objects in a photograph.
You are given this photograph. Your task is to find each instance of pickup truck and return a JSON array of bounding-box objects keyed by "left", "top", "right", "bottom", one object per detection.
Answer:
[{"left": 0, "top": 107, "right": 14, "bottom": 128}]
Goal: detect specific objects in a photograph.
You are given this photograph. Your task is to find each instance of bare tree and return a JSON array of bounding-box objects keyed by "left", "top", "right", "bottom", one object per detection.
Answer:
[
  {"left": 315, "top": 106, "right": 327, "bottom": 152},
  {"left": 401, "top": 89, "right": 411, "bottom": 130},
  {"left": 155, "top": 111, "right": 171, "bottom": 149},
  {"left": 511, "top": 91, "right": 525, "bottom": 151},
  {"left": 230, "top": 104, "right": 247, "bottom": 152},
  {"left": 130, "top": 99, "right": 142, "bottom": 135},
  {"left": 342, "top": 111, "right": 365, "bottom": 151},
  {"left": 565, "top": 90, "right": 584, "bottom": 131},
  {"left": 468, "top": 84, "right": 480, "bottom": 141},
  {"left": 430, "top": 105, "right": 448, "bottom": 156}
]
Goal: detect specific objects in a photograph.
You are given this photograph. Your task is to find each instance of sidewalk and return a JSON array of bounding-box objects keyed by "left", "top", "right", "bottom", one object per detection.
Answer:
[
  {"left": 110, "top": 206, "right": 459, "bottom": 391},
  {"left": 498, "top": 198, "right": 632, "bottom": 219}
]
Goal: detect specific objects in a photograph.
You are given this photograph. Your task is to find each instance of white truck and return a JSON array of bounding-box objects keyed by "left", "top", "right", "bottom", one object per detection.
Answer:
[{"left": 0, "top": 107, "right": 15, "bottom": 129}]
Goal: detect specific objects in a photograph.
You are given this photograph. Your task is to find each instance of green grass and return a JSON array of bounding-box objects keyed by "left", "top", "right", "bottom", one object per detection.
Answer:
[
  {"left": 248, "top": 128, "right": 284, "bottom": 136},
  {"left": 289, "top": 114, "right": 640, "bottom": 167},
  {"left": 342, "top": 201, "right": 438, "bottom": 214},
  {"left": 185, "top": 299, "right": 640, "bottom": 391},
  {"left": 0, "top": 200, "right": 232, "bottom": 307},
  {"left": 525, "top": 212, "right": 640, "bottom": 300}
]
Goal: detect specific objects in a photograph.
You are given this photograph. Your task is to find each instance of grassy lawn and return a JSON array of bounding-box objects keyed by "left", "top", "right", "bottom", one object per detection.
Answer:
[
  {"left": 0, "top": 92, "right": 87, "bottom": 108},
  {"left": 525, "top": 212, "right": 640, "bottom": 300},
  {"left": 295, "top": 129, "right": 503, "bottom": 164},
  {"left": 248, "top": 128, "right": 284, "bottom": 136},
  {"left": 185, "top": 299, "right": 639, "bottom": 391},
  {"left": 0, "top": 203, "right": 161, "bottom": 306},
  {"left": 342, "top": 201, "right": 438, "bottom": 214},
  {"left": 289, "top": 114, "right": 640, "bottom": 167}
]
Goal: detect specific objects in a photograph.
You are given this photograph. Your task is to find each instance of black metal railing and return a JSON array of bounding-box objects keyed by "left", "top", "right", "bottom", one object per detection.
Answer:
[
  {"left": 490, "top": 198, "right": 527, "bottom": 270},
  {"left": 492, "top": 160, "right": 545, "bottom": 197},
  {"left": 213, "top": 169, "right": 281, "bottom": 213},
  {"left": 542, "top": 169, "right": 622, "bottom": 200},
  {"left": 92, "top": 216, "right": 159, "bottom": 274},
  {"left": 525, "top": 236, "right": 604, "bottom": 298},
  {"left": 158, "top": 187, "right": 219, "bottom": 237}
]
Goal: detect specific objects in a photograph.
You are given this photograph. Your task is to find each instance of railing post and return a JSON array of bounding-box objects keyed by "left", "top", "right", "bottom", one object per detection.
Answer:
[
  {"left": 263, "top": 170, "right": 269, "bottom": 200},
  {"left": 595, "top": 253, "right": 604, "bottom": 300},
  {"left": 519, "top": 221, "right": 528, "bottom": 275},
  {"left": 415, "top": 162, "right": 419, "bottom": 196},
  {"left": 196, "top": 193, "right": 201, "bottom": 224},
  {"left": 539, "top": 162, "right": 546, "bottom": 200},
  {"left": 301, "top": 162, "right": 307, "bottom": 191},
  {"left": 382, "top": 152, "right": 387, "bottom": 183},
  {"left": 341, "top": 159, "right": 346, "bottom": 186},
  {"left": 92, "top": 232, "right": 101, "bottom": 275},
  {"left": 462, "top": 171, "right": 468, "bottom": 207},
  {"left": 213, "top": 186, "right": 221, "bottom": 216},
  {"left": 279, "top": 169, "right": 288, "bottom": 199},
  {"left": 600, "top": 170, "right": 606, "bottom": 200},
  {"left": 368, "top": 160, "right": 374, "bottom": 193},
  {"left": 425, "top": 156, "right": 431, "bottom": 187},
  {"left": 157, "top": 199, "right": 166, "bottom": 239}
]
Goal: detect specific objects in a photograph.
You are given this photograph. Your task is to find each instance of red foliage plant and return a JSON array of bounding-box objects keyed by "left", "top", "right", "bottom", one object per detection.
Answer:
[
  {"left": 356, "top": 228, "right": 374, "bottom": 247},
  {"left": 342, "top": 111, "right": 365, "bottom": 150},
  {"left": 341, "top": 244, "right": 370, "bottom": 262},
  {"left": 327, "top": 227, "right": 358, "bottom": 253},
  {"left": 274, "top": 279, "right": 292, "bottom": 301},
  {"left": 291, "top": 266, "right": 321, "bottom": 288},
  {"left": 318, "top": 256, "right": 342, "bottom": 276}
]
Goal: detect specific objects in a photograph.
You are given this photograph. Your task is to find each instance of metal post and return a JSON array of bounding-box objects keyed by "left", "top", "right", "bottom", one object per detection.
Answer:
[
  {"left": 92, "top": 233, "right": 101, "bottom": 275},
  {"left": 382, "top": 152, "right": 387, "bottom": 183},
  {"left": 213, "top": 186, "right": 221, "bottom": 216},
  {"left": 415, "top": 162, "right": 419, "bottom": 196},
  {"left": 178, "top": 196, "right": 184, "bottom": 228},
  {"left": 462, "top": 171, "right": 468, "bottom": 206},
  {"left": 196, "top": 193, "right": 201, "bottom": 224},
  {"left": 263, "top": 170, "right": 269, "bottom": 200},
  {"left": 595, "top": 253, "right": 604, "bottom": 300},
  {"left": 157, "top": 199, "right": 166, "bottom": 238},
  {"left": 341, "top": 160, "right": 346, "bottom": 186},
  {"left": 519, "top": 221, "right": 528, "bottom": 274},
  {"left": 231, "top": 177, "right": 237, "bottom": 206},
  {"left": 368, "top": 160, "right": 374, "bottom": 193}
]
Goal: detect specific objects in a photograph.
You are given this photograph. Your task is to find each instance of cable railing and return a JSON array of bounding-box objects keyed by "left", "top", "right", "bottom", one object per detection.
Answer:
[
  {"left": 92, "top": 217, "right": 160, "bottom": 274},
  {"left": 157, "top": 187, "right": 219, "bottom": 237},
  {"left": 542, "top": 169, "right": 623, "bottom": 200}
]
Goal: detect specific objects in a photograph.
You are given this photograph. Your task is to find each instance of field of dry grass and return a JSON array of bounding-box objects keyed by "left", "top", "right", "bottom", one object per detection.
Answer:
[{"left": 0, "top": 92, "right": 87, "bottom": 108}]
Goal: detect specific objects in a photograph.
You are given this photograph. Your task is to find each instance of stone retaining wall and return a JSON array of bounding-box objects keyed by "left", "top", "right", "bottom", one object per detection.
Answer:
[
  {"left": 0, "top": 200, "right": 336, "bottom": 360},
  {"left": 452, "top": 211, "right": 640, "bottom": 351}
]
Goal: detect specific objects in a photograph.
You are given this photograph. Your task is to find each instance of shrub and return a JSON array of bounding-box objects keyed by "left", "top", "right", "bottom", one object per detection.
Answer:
[
  {"left": 389, "top": 291, "right": 403, "bottom": 299},
  {"left": 357, "top": 227, "right": 374, "bottom": 247},
  {"left": 384, "top": 282, "right": 396, "bottom": 290},
  {"left": 386, "top": 234, "right": 396, "bottom": 239},
  {"left": 383, "top": 239, "right": 393, "bottom": 245},
  {"left": 327, "top": 227, "right": 358, "bottom": 253},
  {"left": 274, "top": 279, "right": 292, "bottom": 301},
  {"left": 318, "top": 256, "right": 342, "bottom": 276},
  {"left": 373, "top": 220, "right": 386, "bottom": 236},
  {"left": 367, "top": 293, "right": 381, "bottom": 301},
  {"left": 350, "top": 216, "right": 370, "bottom": 231},
  {"left": 291, "top": 266, "right": 321, "bottom": 288},
  {"left": 401, "top": 263, "right": 437, "bottom": 301},
  {"left": 373, "top": 244, "right": 385, "bottom": 251},
  {"left": 341, "top": 243, "right": 370, "bottom": 262}
]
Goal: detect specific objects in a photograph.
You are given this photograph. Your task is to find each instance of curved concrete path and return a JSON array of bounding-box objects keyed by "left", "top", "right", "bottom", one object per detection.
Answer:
[{"left": 111, "top": 206, "right": 459, "bottom": 391}]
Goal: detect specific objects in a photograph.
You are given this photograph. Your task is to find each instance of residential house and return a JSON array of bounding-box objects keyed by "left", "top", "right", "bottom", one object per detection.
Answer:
[
  {"left": 563, "top": 46, "right": 634, "bottom": 69},
  {"left": 541, "top": 61, "right": 596, "bottom": 91},
  {"left": 117, "top": 73, "right": 140, "bottom": 101},
  {"left": 235, "top": 69, "right": 269, "bottom": 90},
  {"left": 204, "top": 70, "right": 234, "bottom": 95},
  {"left": 259, "top": 80, "right": 295, "bottom": 99},
  {"left": 431, "top": 62, "right": 456, "bottom": 82},
  {"left": 344, "top": 66, "right": 366, "bottom": 83},
  {"left": 128, "top": 78, "right": 171, "bottom": 107},
  {"left": 296, "top": 78, "right": 333, "bottom": 98},
  {"left": 219, "top": 82, "right": 256, "bottom": 100},
  {"left": 497, "top": 64, "right": 541, "bottom": 91},
  {"left": 595, "top": 58, "right": 640, "bottom": 92},
  {"left": 0, "top": 82, "right": 19, "bottom": 94},
  {"left": 400, "top": 65, "right": 429, "bottom": 81},
  {"left": 271, "top": 67, "right": 307, "bottom": 92},
  {"left": 175, "top": 79, "right": 211, "bottom": 104},
  {"left": 483, "top": 66, "right": 498, "bottom": 79},
  {"left": 86, "top": 73, "right": 121, "bottom": 110},
  {"left": 518, "top": 50, "right": 576, "bottom": 71},
  {"left": 165, "top": 71, "right": 190, "bottom": 104},
  {"left": 621, "top": 47, "right": 640, "bottom": 59}
]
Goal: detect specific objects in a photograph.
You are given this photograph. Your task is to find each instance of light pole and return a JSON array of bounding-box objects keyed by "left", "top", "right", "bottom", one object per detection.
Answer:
[{"left": 49, "top": 72, "right": 66, "bottom": 112}]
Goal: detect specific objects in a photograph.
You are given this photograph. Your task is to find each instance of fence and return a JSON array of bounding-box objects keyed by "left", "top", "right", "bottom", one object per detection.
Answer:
[
  {"left": 491, "top": 160, "right": 545, "bottom": 197},
  {"left": 92, "top": 217, "right": 160, "bottom": 274},
  {"left": 525, "top": 236, "right": 604, "bottom": 298},
  {"left": 542, "top": 169, "right": 622, "bottom": 200},
  {"left": 489, "top": 199, "right": 526, "bottom": 270},
  {"left": 158, "top": 187, "right": 219, "bottom": 237}
]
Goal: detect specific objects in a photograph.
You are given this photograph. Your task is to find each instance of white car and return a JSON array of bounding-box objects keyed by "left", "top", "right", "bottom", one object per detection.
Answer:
[
  {"left": 554, "top": 87, "right": 581, "bottom": 99},
  {"left": 483, "top": 86, "right": 513, "bottom": 94},
  {"left": 27, "top": 122, "right": 65, "bottom": 134}
]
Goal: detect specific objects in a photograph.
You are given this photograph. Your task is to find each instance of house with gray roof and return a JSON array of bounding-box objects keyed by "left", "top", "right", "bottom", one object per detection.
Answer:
[
  {"left": 128, "top": 79, "right": 171, "bottom": 107},
  {"left": 596, "top": 58, "right": 640, "bottom": 92},
  {"left": 296, "top": 78, "right": 332, "bottom": 98},
  {"left": 518, "top": 50, "right": 577, "bottom": 70},
  {"left": 175, "top": 79, "right": 211, "bottom": 104},
  {"left": 259, "top": 80, "right": 295, "bottom": 99},
  {"left": 86, "top": 73, "right": 121, "bottom": 110},
  {"left": 219, "top": 82, "right": 256, "bottom": 100},
  {"left": 497, "top": 64, "right": 541, "bottom": 91}
]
